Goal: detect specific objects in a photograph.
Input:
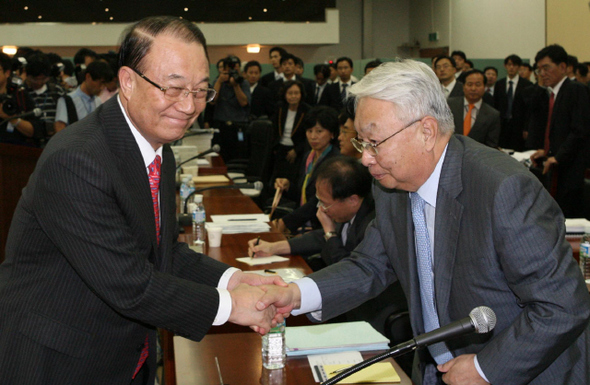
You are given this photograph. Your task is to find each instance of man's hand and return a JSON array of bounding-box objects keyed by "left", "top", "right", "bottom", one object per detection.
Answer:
[
  {"left": 227, "top": 270, "right": 288, "bottom": 291},
  {"left": 217, "top": 70, "right": 230, "bottom": 84},
  {"left": 257, "top": 283, "right": 301, "bottom": 320},
  {"left": 248, "top": 238, "right": 291, "bottom": 258},
  {"left": 542, "top": 156, "right": 558, "bottom": 175},
  {"left": 437, "top": 354, "right": 489, "bottom": 385},
  {"left": 274, "top": 178, "right": 290, "bottom": 192},
  {"left": 529, "top": 149, "right": 546, "bottom": 167},
  {"left": 228, "top": 284, "right": 279, "bottom": 334},
  {"left": 316, "top": 207, "right": 336, "bottom": 234},
  {"left": 271, "top": 218, "right": 288, "bottom": 234},
  {"left": 285, "top": 149, "right": 297, "bottom": 164}
]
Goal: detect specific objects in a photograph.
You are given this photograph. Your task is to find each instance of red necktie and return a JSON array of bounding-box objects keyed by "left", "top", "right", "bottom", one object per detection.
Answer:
[
  {"left": 464, "top": 104, "right": 475, "bottom": 136},
  {"left": 132, "top": 155, "right": 161, "bottom": 379},
  {"left": 543, "top": 92, "right": 555, "bottom": 155}
]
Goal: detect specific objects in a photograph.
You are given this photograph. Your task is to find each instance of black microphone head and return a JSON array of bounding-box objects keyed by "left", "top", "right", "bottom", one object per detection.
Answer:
[
  {"left": 212, "top": 144, "right": 220, "bottom": 152},
  {"left": 469, "top": 306, "right": 496, "bottom": 333}
]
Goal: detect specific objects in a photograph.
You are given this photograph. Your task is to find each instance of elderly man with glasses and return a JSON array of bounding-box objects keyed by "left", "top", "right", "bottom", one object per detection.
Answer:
[
  {"left": 0, "top": 16, "right": 285, "bottom": 385},
  {"left": 258, "top": 60, "right": 590, "bottom": 385}
]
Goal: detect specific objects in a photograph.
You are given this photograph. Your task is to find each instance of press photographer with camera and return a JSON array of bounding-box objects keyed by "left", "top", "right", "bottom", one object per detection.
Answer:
[
  {"left": 0, "top": 52, "right": 38, "bottom": 146},
  {"left": 211, "top": 55, "right": 251, "bottom": 162}
]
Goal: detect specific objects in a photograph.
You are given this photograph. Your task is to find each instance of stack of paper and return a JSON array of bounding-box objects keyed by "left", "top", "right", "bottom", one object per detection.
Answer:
[
  {"left": 209, "top": 214, "right": 270, "bottom": 234},
  {"left": 248, "top": 268, "right": 305, "bottom": 283},
  {"left": 285, "top": 321, "right": 390, "bottom": 357},
  {"left": 565, "top": 218, "right": 590, "bottom": 234}
]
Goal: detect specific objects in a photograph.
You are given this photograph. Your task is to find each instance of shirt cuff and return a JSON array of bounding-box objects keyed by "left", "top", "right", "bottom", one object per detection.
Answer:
[
  {"left": 212, "top": 267, "right": 241, "bottom": 326},
  {"left": 292, "top": 277, "right": 322, "bottom": 319},
  {"left": 474, "top": 355, "right": 490, "bottom": 383}
]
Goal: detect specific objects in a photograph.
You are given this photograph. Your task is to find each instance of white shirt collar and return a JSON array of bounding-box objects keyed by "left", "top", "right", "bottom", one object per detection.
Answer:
[
  {"left": 413, "top": 144, "right": 449, "bottom": 208},
  {"left": 249, "top": 82, "right": 258, "bottom": 94},
  {"left": 548, "top": 76, "right": 567, "bottom": 98},
  {"left": 117, "top": 95, "right": 163, "bottom": 168},
  {"left": 463, "top": 97, "right": 483, "bottom": 110},
  {"left": 443, "top": 78, "right": 457, "bottom": 93},
  {"left": 33, "top": 84, "right": 47, "bottom": 95}
]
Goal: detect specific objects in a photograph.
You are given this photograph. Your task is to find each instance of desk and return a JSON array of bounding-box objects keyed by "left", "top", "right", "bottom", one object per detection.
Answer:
[{"left": 174, "top": 333, "right": 413, "bottom": 385}]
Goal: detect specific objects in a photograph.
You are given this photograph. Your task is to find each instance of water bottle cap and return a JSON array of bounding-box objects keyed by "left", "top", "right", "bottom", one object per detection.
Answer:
[{"left": 193, "top": 194, "right": 204, "bottom": 203}]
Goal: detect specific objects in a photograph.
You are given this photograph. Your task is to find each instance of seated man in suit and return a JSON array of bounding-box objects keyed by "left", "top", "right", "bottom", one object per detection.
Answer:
[
  {"left": 448, "top": 69, "right": 501, "bottom": 148},
  {"left": 259, "top": 60, "right": 590, "bottom": 385},
  {"left": 249, "top": 156, "right": 408, "bottom": 334},
  {"left": 434, "top": 55, "right": 463, "bottom": 99}
]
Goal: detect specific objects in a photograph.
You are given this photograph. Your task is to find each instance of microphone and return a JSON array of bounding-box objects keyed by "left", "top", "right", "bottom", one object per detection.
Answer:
[
  {"left": 178, "top": 181, "right": 263, "bottom": 226},
  {"left": 0, "top": 108, "right": 53, "bottom": 125},
  {"left": 176, "top": 144, "right": 220, "bottom": 170},
  {"left": 321, "top": 306, "right": 496, "bottom": 385}
]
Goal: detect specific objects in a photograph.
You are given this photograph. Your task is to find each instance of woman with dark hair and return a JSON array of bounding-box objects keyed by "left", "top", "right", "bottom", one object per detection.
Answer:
[
  {"left": 273, "top": 105, "right": 340, "bottom": 233},
  {"left": 270, "top": 79, "right": 311, "bottom": 183}
]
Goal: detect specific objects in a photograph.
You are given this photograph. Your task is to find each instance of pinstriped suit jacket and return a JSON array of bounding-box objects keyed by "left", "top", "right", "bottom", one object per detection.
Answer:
[
  {"left": 308, "top": 135, "right": 590, "bottom": 384},
  {"left": 0, "top": 97, "right": 229, "bottom": 384}
]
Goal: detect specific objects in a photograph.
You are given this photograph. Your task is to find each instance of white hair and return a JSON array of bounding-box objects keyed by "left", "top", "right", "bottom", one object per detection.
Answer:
[{"left": 349, "top": 59, "right": 454, "bottom": 135}]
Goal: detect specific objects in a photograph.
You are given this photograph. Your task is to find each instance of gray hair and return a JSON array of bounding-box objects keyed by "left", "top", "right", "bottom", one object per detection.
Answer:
[{"left": 349, "top": 59, "right": 454, "bottom": 135}]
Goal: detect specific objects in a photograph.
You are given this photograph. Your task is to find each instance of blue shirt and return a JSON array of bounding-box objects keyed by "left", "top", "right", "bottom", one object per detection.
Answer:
[{"left": 55, "top": 86, "right": 102, "bottom": 125}]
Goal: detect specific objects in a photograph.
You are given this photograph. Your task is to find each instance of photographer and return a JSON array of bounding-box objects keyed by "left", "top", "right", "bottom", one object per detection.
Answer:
[
  {"left": 211, "top": 55, "right": 251, "bottom": 162},
  {"left": 0, "top": 52, "right": 38, "bottom": 146}
]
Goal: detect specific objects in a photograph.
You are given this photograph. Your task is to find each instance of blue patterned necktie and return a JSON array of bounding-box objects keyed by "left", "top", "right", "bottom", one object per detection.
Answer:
[
  {"left": 410, "top": 192, "right": 453, "bottom": 364},
  {"left": 340, "top": 83, "right": 348, "bottom": 101}
]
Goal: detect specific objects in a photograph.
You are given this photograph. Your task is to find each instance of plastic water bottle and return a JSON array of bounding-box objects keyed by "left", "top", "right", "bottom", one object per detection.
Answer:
[
  {"left": 192, "top": 194, "right": 206, "bottom": 245},
  {"left": 580, "top": 226, "right": 590, "bottom": 284},
  {"left": 179, "top": 176, "right": 192, "bottom": 214},
  {"left": 262, "top": 321, "right": 286, "bottom": 369}
]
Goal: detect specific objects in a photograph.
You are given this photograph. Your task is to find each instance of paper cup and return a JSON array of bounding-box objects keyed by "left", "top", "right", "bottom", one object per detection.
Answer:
[{"left": 208, "top": 226, "right": 223, "bottom": 247}]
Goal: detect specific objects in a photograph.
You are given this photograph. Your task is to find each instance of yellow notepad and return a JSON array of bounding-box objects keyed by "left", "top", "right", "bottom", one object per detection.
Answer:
[
  {"left": 192, "top": 175, "right": 230, "bottom": 183},
  {"left": 324, "top": 362, "right": 400, "bottom": 383}
]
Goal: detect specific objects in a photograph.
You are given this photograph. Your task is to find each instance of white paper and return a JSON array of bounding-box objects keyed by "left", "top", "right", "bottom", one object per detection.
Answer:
[
  {"left": 235, "top": 256, "right": 289, "bottom": 266},
  {"left": 211, "top": 214, "right": 270, "bottom": 223},
  {"left": 248, "top": 268, "right": 305, "bottom": 283},
  {"left": 307, "top": 351, "right": 363, "bottom": 382}
]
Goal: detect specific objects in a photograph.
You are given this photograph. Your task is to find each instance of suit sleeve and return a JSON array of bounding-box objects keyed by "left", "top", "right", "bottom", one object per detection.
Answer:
[
  {"left": 476, "top": 172, "right": 590, "bottom": 384},
  {"left": 554, "top": 84, "right": 590, "bottom": 165},
  {"left": 34, "top": 148, "right": 225, "bottom": 341}
]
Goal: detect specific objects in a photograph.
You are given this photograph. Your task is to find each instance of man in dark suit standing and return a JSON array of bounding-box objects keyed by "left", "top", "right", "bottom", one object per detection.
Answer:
[
  {"left": 493, "top": 55, "right": 532, "bottom": 151},
  {"left": 0, "top": 16, "right": 283, "bottom": 385},
  {"left": 527, "top": 44, "right": 590, "bottom": 218},
  {"left": 244, "top": 60, "right": 275, "bottom": 119},
  {"left": 322, "top": 57, "right": 356, "bottom": 111},
  {"left": 259, "top": 46, "right": 286, "bottom": 88},
  {"left": 259, "top": 60, "right": 590, "bottom": 385},
  {"left": 448, "top": 70, "right": 501, "bottom": 148},
  {"left": 435, "top": 56, "right": 463, "bottom": 99},
  {"left": 312, "top": 63, "right": 331, "bottom": 107},
  {"left": 268, "top": 53, "right": 314, "bottom": 104}
]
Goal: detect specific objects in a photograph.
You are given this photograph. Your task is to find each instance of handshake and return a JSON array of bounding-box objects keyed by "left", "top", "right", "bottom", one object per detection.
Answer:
[{"left": 226, "top": 271, "right": 302, "bottom": 335}]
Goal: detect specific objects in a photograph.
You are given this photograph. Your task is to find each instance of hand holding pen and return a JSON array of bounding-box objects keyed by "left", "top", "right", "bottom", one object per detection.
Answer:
[{"left": 248, "top": 236, "right": 273, "bottom": 258}]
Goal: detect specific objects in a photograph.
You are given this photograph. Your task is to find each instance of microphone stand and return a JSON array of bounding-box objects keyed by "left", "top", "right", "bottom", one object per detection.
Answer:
[{"left": 321, "top": 342, "right": 417, "bottom": 385}]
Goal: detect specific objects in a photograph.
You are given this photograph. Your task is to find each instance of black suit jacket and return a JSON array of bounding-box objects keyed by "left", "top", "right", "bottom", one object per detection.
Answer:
[
  {"left": 259, "top": 71, "right": 277, "bottom": 88},
  {"left": 526, "top": 77, "right": 590, "bottom": 216},
  {"left": 447, "top": 80, "right": 464, "bottom": 99},
  {"left": 271, "top": 102, "right": 311, "bottom": 157},
  {"left": 0, "top": 97, "right": 230, "bottom": 384},
  {"left": 250, "top": 84, "right": 276, "bottom": 119},
  {"left": 448, "top": 97, "right": 501, "bottom": 148},
  {"left": 322, "top": 80, "right": 355, "bottom": 112},
  {"left": 493, "top": 76, "right": 532, "bottom": 150}
]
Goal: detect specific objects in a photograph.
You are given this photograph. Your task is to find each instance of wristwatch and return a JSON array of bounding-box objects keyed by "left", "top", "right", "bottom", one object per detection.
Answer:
[{"left": 324, "top": 231, "right": 337, "bottom": 241}]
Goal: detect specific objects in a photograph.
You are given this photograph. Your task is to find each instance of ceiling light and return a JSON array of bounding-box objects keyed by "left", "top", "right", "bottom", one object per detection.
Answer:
[
  {"left": 247, "top": 44, "right": 261, "bottom": 54},
  {"left": 2, "top": 46, "right": 18, "bottom": 56}
]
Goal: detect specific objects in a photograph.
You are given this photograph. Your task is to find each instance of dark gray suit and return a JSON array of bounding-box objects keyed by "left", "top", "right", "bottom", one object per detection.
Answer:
[
  {"left": 448, "top": 97, "right": 501, "bottom": 148},
  {"left": 307, "top": 135, "right": 590, "bottom": 384},
  {"left": 0, "top": 97, "right": 230, "bottom": 384}
]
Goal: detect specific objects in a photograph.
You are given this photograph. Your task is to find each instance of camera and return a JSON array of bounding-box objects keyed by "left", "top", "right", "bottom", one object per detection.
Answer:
[
  {"left": 0, "top": 77, "right": 25, "bottom": 116},
  {"left": 222, "top": 56, "right": 243, "bottom": 84}
]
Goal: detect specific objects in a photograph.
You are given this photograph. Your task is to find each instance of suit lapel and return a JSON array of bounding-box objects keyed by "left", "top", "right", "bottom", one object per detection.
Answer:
[
  {"left": 157, "top": 145, "right": 176, "bottom": 272},
  {"left": 433, "top": 137, "right": 464, "bottom": 326},
  {"left": 550, "top": 78, "right": 570, "bottom": 128},
  {"left": 101, "top": 98, "right": 160, "bottom": 260}
]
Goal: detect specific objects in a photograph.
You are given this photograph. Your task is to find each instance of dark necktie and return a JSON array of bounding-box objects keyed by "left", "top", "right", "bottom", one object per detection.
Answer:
[
  {"left": 506, "top": 80, "right": 514, "bottom": 119},
  {"left": 315, "top": 85, "right": 320, "bottom": 104},
  {"left": 132, "top": 155, "right": 161, "bottom": 379},
  {"left": 544, "top": 92, "right": 555, "bottom": 154},
  {"left": 340, "top": 84, "right": 348, "bottom": 101}
]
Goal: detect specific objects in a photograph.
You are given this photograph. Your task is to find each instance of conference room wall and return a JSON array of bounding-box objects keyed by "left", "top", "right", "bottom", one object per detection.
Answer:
[
  {"left": 410, "top": 0, "right": 545, "bottom": 63},
  {"left": 547, "top": 0, "right": 590, "bottom": 60}
]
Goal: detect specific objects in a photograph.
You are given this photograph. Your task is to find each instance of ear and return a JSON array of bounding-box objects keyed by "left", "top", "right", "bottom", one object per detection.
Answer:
[
  {"left": 346, "top": 194, "right": 361, "bottom": 207},
  {"left": 118, "top": 66, "right": 135, "bottom": 100},
  {"left": 421, "top": 116, "right": 439, "bottom": 152}
]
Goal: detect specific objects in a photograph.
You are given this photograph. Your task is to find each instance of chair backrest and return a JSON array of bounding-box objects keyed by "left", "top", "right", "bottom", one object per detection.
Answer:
[{"left": 245, "top": 118, "right": 274, "bottom": 182}]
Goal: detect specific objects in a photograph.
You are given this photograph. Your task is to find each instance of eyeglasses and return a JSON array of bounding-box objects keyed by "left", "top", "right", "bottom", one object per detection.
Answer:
[
  {"left": 132, "top": 68, "right": 216, "bottom": 103},
  {"left": 316, "top": 196, "right": 336, "bottom": 211},
  {"left": 351, "top": 117, "right": 423, "bottom": 156}
]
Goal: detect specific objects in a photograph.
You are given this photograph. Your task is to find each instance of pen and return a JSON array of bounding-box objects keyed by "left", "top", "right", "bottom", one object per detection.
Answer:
[
  {"left": 215, "top": 356, "right": 224, "bottom": 385},
  {"left": 250, "top": 236, "right": 261, "bottom": 259},
  {"left": 228, "top": 218, "right": 256, "bottom": 221},
  {"left": 329, "top": 365, "right": 352, "bottom": 375},
  {"left": 264, "top": 269, "right": 276, "bottom": 274}
]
